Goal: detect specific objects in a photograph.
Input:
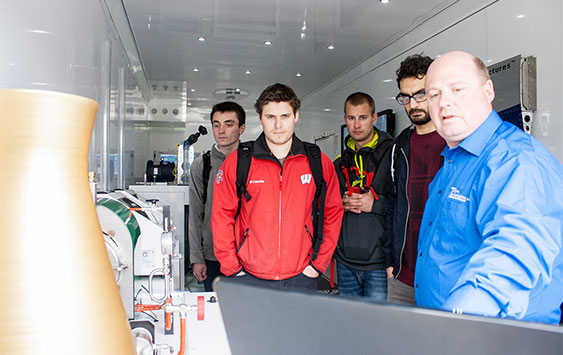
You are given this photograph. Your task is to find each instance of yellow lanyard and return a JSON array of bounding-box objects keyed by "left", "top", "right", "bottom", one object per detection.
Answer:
[{"left": 352, "top": 154, "right": 364, "bottom": 188}]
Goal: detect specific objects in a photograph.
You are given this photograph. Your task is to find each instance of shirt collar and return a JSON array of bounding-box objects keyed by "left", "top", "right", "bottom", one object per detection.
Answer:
[
  {"left": 442, "top": 110, "right": 502, "bottom": 158},
  {"left": 212, "top": 143, "right": 226, "bottom": 159},
  {"left": 345, "top": 128, "right": 379, "bottom": 151},
  {"left": 254, "top": 132, "right": 305, "bottom": 157}
]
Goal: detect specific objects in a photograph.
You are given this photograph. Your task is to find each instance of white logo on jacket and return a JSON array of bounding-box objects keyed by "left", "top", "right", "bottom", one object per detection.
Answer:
[
  {"left": 215, "top": 170, "right": 223, "bottom": 184},
  {"left": 448, "top": 187, "right": 470, "bottom": 203},
  {"left": 300, "top": 174, "right": 312, "bottom": 185}
]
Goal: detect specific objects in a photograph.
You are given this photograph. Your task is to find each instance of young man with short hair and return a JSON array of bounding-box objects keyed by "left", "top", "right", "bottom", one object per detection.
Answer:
[
  {"left": 333, "top": 92, "right": 393, "bottom": 301},
  {"left": 188, "top": 101, "right": 246, "bottom": 291},
  {"left": 383, "top": 54, "right": 445, "bottom": 304},
  {"left": 211, "top": 83, "right": 343, "bottom": 292}
]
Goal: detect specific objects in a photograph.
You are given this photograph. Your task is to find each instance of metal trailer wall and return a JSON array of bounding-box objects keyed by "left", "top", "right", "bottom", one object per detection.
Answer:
[
  {"left": 299, "top": 0, "right": 563, "bottom": 163},
  {"left": 0, "top": 0, "right": 155, "bottom": 188},
  {"left": 2, "top": 0, "right": 562, "bottom": 182}
]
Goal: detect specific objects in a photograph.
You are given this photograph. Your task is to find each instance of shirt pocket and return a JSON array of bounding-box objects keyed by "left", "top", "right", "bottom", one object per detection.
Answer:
[{"left": 433, "top": 192, "right": 478, "bottom": 255}]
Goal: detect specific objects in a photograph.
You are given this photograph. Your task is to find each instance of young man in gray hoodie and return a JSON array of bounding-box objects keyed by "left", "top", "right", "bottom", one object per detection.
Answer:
[{"left": 188, "top": 101, "right": 246, "bottom": 291}]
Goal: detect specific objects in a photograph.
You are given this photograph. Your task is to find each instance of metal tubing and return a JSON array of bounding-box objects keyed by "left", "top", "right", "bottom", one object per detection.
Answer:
[
  {"left": 100, "top": 40, "right": 111, "bottom": 191},
  {"left": 118, "top": 66, "right": 126, "bottom": 189}
]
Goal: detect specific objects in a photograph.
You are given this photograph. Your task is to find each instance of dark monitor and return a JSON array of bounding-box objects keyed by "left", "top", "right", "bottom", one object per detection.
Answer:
[
  {"left": 159, "top": 154, "right": 177, "bottom": 164},
  {"left": 375, "top": 109, "right": 395, "bottom": 136},
  {"left": 215, "top": 278, "right": 563, "bottom": 355},
  {"left": 341, "top": 109, "right": 395, "bottom": 153}
]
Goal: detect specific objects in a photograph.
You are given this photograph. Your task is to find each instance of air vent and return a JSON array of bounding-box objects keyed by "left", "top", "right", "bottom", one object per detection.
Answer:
[{"left": 213, "top": 88, "right": 249, "bottom": 101}]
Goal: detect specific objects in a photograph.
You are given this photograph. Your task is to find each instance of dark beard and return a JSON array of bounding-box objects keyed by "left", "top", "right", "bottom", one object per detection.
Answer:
[{"left": 408, "top": 109, "right": 431, "bottom": 125}]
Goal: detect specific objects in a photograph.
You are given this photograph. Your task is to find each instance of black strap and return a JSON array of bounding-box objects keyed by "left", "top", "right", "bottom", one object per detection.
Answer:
[
  {"left": 202, "top": 150, "right": 211, "bottom": 205},
  {"left": 303, "top": 142, "right": 326, "bottom": 261},
  {"left": 234, "top": 142, "right": 254, "bottom": 222}
]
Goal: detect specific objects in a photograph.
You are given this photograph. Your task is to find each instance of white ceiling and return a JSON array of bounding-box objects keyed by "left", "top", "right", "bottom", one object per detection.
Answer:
[{"left": 123, "top": 0, "right": 457, "bottom": 112}]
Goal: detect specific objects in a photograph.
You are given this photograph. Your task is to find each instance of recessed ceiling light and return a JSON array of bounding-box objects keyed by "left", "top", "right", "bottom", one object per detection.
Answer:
[
  {"left": 327, "top": 44, "right": 335, "bottom": 50},
  {"left": 383, "top": 79, "right": 393, "bottom": 83},
  {"left": 300, "top": 32, "right": 306, "bottom": 39},
  {"left": 187, "top": 102, "right": 192, "bottom": 106},
  {"left": 197, "top": 36, "right": 206, "bottom": 41},
  {"left": 190, "top": 88, "right": 195, "bottom": 92},
  {"left": 516, "top": 14, "right": 525, "bottom": 18},
  {"left": 245, "top": 69, "right": 252, "bottom": 75},
  {"left": 380, "top": 0, "right": 390, "bottom": 3},
  {"left": 295, "top": 73, "right": 302, "bottom": 77},
  {"left": 25, "top": 29, "right": 52, "bottom": 35},
  {"left": 323, "top": 108, "right": 332, "bottom": 112},
  {"left": 264, "top": 40, "right": 272, "bottom": 46},
  {"left": 192, "top": 67, "right": 199, "bottom": 72},
  {"left": 7, "top": 62, "right": 16, "bottom": 66}
]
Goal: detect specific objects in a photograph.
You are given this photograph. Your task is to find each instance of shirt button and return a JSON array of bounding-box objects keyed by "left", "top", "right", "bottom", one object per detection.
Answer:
[
  {"left": 419, "top": 252, "right": 422, "bottom": 257},
  {"left": 415, "top": 284, "right": 419, "bottom": 288},
  {"left": 438, "top": 190, "right": 441, "bottom": 194},
  {"left": 428, "top": 221, "right": 432, "bottom": 225}
]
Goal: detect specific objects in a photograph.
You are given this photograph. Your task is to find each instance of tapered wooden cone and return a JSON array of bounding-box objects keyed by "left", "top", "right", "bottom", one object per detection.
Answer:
[{"left": 0, "top": 89, "right": 136, "bottom": 354}]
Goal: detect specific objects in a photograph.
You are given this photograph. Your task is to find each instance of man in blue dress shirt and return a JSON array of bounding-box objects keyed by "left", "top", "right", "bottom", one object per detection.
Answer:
[{"left": 415, "top": 51, "right": 563, "bottom": 324}]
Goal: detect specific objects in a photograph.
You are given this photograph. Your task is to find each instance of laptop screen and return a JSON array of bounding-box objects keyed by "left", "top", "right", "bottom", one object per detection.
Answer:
[{"left": 215, "top": 278, "right": 562, "bottom": 355}]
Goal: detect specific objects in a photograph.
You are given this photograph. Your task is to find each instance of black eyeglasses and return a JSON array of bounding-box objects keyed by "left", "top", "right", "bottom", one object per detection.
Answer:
[{"left": 395, "top": 90, "right": 427, "bottom": 105}]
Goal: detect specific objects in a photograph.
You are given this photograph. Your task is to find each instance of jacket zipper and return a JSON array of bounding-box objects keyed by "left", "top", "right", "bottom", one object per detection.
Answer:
[
  {"left": 305, "top": 225, "right": 313, "bottom": 242},
  {"left": 275, "top": 173, "right": 282, "bottom": 280},
  {"left": 236, "top": 228, "right": 249, "bottom": 254},
  {"left": 396, "top": 148, "right": 409, "bottom": 278}
]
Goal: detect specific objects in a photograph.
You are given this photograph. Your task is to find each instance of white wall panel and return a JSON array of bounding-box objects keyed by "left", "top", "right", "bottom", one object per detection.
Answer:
[
  {"left": 1, "top": 0, "right": 147, "bottom": 187},
  {"left": 299, "top": 0, "right": 563, "bottom": 162}
]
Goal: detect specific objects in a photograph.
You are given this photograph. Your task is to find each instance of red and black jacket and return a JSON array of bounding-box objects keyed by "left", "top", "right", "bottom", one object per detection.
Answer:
[{"left": 211, "top": 134, "right": 343, "bottom": 280}]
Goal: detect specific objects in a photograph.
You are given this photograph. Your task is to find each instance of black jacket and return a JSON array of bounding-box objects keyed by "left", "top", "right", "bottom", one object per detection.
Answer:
[
  {"left": 333, "top": 129, "right": 393, "bottom": 270},
  {"left": 383, "top": 126, "right": 413, "bottom": 277}
]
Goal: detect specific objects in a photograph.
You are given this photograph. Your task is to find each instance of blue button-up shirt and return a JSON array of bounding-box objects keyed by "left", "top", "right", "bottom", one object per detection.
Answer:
[{"left": 415, "top": 110, "right": 563, "bottom": 324}]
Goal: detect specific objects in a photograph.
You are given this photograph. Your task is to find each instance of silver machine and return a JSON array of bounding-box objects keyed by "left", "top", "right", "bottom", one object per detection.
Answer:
[
  {"left": 96, "top": 190, "right": 176, "bottom": 319},
  {"left": 92, "top": 122, "right": 229, "bottom": 355},
  {"left": 488, "top": 55, "right": 537, "bottom": 133},
  {"left": 95, "top": 188, "right": 210, "bottom": 355}
]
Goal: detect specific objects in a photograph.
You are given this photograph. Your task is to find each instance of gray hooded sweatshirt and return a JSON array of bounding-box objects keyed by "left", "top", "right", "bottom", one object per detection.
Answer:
[{"left": 188, "top": 144, "right": 227, "bottom": 264}]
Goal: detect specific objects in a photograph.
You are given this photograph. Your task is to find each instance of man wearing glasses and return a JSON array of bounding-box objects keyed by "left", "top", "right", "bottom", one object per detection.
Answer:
[{"left": 383, "top": 54, "right": 445, "bottom": 304}]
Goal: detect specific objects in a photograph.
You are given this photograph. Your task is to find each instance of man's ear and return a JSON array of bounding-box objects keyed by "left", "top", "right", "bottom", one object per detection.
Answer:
[
  {"left": 294, "top": 110, "right": 299, "bottom": 123},
  {"left": 372, "top": 113, "right": 378, "bottom": 125},
  {"left": 484, "top": 79, "right": 495, "bottom": 104},
  {"left": 239, "top": 124, "right": 246, "bottom": 135}
]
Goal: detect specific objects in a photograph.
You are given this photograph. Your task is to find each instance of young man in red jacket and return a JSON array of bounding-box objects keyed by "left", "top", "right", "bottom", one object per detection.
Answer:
[{"left": 211, "top": 83, "right": 343, "bottom": 292}]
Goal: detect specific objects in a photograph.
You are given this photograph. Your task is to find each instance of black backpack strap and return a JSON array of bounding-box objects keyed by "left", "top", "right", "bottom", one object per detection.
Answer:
[
  {"left": 236, "top": 142, "right": 253, "bottom": 202},
  {"left": 303, "top": 142, "right": 326, "bottom": 261},
  {"left": 201, "top": 150, "right": 211, "bottom": 205},
  {"left": 235, "top": 142, "right": 254, "bottom": 222}
]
